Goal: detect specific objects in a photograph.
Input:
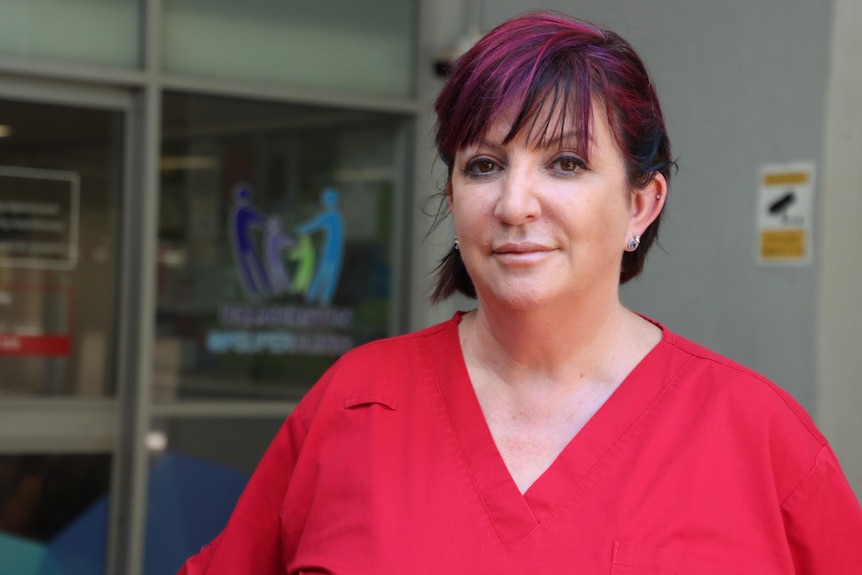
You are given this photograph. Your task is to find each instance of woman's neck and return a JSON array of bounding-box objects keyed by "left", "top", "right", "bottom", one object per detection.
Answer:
[{"left": 459, "top": 293, "right": 654, "bottom": 390}]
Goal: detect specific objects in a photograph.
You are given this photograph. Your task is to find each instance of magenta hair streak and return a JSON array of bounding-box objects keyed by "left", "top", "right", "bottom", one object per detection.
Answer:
[{"left": 435, "top": 11, "right": 673, "bottom": 188}]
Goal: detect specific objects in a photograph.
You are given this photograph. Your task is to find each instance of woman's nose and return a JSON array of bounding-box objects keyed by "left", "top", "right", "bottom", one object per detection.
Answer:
[{"left": 494, "top": 166, "right": 541, "bottom": 224}]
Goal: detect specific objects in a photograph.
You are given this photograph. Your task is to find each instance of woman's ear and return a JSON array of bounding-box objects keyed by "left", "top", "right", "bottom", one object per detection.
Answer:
[
  {"left": 446, "top": 180, "right": 454, "bottom": 213},
  {"left": 629, "top": 173, "right": 667, "bottom": 234}
]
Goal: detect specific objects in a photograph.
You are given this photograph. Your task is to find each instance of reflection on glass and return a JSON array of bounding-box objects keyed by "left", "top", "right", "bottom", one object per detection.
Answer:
[
  {"left": 0, "top": 99, "right": 123, "bottom": 397},
  {"left": 144, "top": 416, "right": 284, "bottom": 574},
  {"left": 0, "top": 453, "right": 111, "bottom": 575},
  {"left": 157, "top": 92, "right": 407, "bottom": 400},
  {"left": 163, "top": 0, "right": 415, "bottom": 96},
  {"left": 0, "top": 0, "right": 140, "bottom": 67}
]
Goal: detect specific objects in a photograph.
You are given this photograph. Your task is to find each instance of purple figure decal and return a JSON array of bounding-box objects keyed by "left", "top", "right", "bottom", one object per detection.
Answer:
[
  {"left": 264, "top": 216, "right": 296, "bottom": 297},
  {"left": 228, "top": 183, "right": 271, "bottom": 300}
]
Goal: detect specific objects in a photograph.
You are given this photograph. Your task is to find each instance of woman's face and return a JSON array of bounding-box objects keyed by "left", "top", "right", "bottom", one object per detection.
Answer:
[{"left": 449, "top": 102, "right": 656, "bottom": 312}]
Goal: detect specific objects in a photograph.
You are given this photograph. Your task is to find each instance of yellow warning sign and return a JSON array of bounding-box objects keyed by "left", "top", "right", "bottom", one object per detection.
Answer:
[
  {"left": 762, "top": 172, "right": 811, "bottom": 186},
  {"left": 760, "top": 229, "right": 807, "bottom": 260},
  {"left": 758, "top": 161, "right": 814, "bottom": 265}
]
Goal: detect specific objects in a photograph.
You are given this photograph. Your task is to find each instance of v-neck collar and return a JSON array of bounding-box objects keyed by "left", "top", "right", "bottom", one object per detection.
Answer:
[{"left": 428, "top": 312, "right": 674, "bottom": 550}]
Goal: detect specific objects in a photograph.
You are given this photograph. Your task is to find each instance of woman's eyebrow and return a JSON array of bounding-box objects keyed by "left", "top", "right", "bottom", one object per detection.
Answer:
[
  {"left": 463, "top": 139, "right": 506, "bottom": 153},
  {"left": 533, "top": 130, "right": 589, "bottom": 150}
]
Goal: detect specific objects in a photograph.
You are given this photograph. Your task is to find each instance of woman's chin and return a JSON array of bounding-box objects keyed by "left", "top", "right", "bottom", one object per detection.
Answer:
[{"left": 478, "top": 283, "right": 557, "bottom": 312}]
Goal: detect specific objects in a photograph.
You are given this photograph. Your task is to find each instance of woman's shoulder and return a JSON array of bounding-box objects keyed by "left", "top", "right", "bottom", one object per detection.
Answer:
[
  {"left": 656, "top": 324, "right": 827, "bottom": 448},
  {"left": 338, "top": 314, "right": 457, "bottom": 365},
  {"left": 293, "top": 314, "right": 459, "bottom": 423},
  {"left": 651, "top": 326, "right": 854, "bottom": 511}
]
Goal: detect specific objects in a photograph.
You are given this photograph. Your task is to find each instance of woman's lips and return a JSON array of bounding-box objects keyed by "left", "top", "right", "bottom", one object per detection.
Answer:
[{"left": 492, "top": 242, "right": 554, "bottom": 263}]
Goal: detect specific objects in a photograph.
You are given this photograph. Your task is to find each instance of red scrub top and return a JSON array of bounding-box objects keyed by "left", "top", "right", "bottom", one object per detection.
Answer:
[{"left": 179, "top": 313, "right": 862, "bottom": 574}]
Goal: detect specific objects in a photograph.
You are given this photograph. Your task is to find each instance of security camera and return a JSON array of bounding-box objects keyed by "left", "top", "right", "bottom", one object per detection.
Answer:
[{"left": 433, "top": 31, "right": 482, "bottom": 78}]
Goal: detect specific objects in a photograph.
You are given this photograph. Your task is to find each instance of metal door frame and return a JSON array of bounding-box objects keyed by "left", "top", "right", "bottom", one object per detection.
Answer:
[{"left": 0, "top": 74, "right": 146, "bottom": 575}]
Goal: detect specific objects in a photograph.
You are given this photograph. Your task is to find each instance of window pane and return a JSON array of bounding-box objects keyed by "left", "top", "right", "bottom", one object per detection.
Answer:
[
  {"left": 0, "top": 99, "right": 123, "bottom": 397},
  {"left": 144, "top": 417, "right": 284, "bottom": 575},
  {"left": 0, "top": 453, "right": 112, "bottom": 575},
  {"left": 156, "top": 92, "right": 406, "bottom": 400},
  {"left": 163, "top": 0, "right": 415, "bottom": 97},
  {"left": 0, "top": 0, "right": 139, "bottom": 67}
]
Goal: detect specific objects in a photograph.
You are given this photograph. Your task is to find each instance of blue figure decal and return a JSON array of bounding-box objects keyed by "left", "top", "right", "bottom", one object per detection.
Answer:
[
  {"left": 263, "top": 215, "right": 296, "bottom": 297},
  {"left": 297, "top": 187, "right": 344, "bottom": 306},
  {"left": 228, "top": 183, "right": 271, "bottom": 300}
]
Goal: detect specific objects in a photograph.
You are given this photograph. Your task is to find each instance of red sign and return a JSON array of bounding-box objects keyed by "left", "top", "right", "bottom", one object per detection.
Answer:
[
  {"left": 0, "top": 284, "right": 74, "bottom": 357},
  {"left": 0, "top": 334, "right": 71, "bottom": 356}
]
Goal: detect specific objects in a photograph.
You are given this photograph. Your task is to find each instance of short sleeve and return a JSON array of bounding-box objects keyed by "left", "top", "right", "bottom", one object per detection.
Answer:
[
  {"left": 177, "top": 410, "right": 309, "bottom": 575},
  {"left": 781, "top": 444, "right": 862, "bottom": 573}
]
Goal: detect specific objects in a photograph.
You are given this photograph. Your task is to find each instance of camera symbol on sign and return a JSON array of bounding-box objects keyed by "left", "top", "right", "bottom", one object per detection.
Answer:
[{"left": 768, "top": 191, "right": 803, "bottom": 225}]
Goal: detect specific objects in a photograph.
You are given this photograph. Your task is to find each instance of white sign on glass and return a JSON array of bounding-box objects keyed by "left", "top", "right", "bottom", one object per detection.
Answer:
[{"left": 0, "top": 165, "right": 80, "bottom": 270}]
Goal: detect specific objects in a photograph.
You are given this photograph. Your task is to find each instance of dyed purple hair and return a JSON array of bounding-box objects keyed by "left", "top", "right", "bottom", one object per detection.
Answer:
[{"left": 430, "top": 11, "right": 674, "bottom": 303}]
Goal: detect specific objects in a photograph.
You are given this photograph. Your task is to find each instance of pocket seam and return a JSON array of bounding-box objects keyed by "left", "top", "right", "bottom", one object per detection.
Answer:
[
  {"left": 343, "top": 392, "right": 399, "bottom": 410},
  {"left": 612, "top": 540, "right": 739, "bottom": 575}
]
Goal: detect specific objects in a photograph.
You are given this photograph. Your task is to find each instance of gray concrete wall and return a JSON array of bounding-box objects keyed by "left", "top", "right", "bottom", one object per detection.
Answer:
[{"left": 817, "top": 0, "right": 862, "bottom": 495}]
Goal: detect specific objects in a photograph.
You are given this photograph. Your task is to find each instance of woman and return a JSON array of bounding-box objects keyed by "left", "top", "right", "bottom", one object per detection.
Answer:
[{"left": 180, "top": 11, "right": 862, "bottom": 574}]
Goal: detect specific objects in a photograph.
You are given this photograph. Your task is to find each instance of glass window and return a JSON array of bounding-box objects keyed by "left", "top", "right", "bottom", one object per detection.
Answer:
[
  {"left": 156, "top": 92, "right": 407, "bottom": 401},
  {"left": 0, "top": 0, "right": 140, "bottom": 68},
  {"left": 144, "top": 416, "right": 284, "bottom": 575},
  {"left": 0, "top": 99, "right": 124, "bottom": 397},
  {"left": 0, "top": 453, "right": 112, "bottom": 575},
  {"left": 162, "top": 0, "right": 415, "bottom": 97}
]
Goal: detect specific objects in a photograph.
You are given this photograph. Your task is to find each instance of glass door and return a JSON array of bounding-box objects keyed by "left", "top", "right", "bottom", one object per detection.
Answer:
[{"left": 0, "top": 78, "right": 130, "bottom": 575}]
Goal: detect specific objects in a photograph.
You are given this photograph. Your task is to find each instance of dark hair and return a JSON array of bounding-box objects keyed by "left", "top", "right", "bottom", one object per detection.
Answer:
[{"left": 430, "top": 11, "right": 674, "bottom": 303}]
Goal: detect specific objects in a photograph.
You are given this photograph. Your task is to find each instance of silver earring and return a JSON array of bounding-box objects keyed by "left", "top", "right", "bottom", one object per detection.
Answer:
[
  {"left": 627, "top": 235, "right": 641, "bottom": 251},
  {"left": 453, "top": 236, "right": 460, "bottom": 250},
  {"left": 656, "top": 194, "right": 662, "bottom": 199}
]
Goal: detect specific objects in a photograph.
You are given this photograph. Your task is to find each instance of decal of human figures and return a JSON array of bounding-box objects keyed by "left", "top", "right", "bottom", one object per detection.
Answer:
[{"left": 228, "top": 183, "right": 344, "bottom": 305}]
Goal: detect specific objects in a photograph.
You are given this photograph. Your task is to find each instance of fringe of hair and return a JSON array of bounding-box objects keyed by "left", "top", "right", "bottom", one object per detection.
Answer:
[{"left": 430, "top": 246, "right": 476, "bottom": 303}]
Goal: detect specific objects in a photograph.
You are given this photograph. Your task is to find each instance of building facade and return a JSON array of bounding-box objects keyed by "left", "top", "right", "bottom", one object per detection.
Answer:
[
  {"left": 1, "top": 0, "right": 860, "bottom": 574},
  {"left": 0, "top": 1, "right": 421, "bottom": 573}
]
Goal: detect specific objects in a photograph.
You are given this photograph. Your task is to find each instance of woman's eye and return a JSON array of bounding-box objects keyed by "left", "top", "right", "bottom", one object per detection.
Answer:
[
  {"left": 555, "top": 156, "right": 585, "bottom": 173},
  {"left": 465, "top": 158, "right": 498, "bottom": 175}
]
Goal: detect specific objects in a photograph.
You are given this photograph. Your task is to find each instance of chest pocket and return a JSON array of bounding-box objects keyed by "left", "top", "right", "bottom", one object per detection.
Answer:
[
  {"left": 343, "top": 392, "right": 399, "bottom": 411},
  {"left": 612, "top": 540, "right": 741, "bottom": 575}
]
